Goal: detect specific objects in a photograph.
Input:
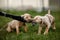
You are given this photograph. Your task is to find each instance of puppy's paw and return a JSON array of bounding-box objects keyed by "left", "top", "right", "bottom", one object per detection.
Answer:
[
  {"left": 53, "top": 27, "right": 56, "bottom": 30},
  {"left": 43, "top": 32, "right": 48, "bottom": 35},
  {"left": 37, "top": 33, "right": 41, "bottom": 35}
]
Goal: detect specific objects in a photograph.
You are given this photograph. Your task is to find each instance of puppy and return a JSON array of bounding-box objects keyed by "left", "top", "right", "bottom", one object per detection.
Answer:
[
  {"left": 6, "top": 13, "right": 32, "bottom": 34},
  {"left": 32, "top": 9, "right": 56, "bottom": 35}
]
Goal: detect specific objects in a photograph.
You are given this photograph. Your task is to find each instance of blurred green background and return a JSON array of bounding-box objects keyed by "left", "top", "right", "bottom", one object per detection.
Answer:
[{"left": 0, "top": 10, "right": 60, "bottom": 40}]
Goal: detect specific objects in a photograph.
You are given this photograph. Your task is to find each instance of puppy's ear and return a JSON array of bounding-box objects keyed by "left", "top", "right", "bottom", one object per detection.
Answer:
[{"left": 40, "top": 19, "right": 43, "bottom": 24}]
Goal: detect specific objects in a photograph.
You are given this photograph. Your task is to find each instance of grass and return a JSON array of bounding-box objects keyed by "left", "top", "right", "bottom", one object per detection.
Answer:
[{"left": 0, "top": 10, "right": 60, "bottom": 40}]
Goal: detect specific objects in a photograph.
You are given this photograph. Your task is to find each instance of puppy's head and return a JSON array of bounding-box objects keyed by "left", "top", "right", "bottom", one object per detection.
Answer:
[
  {"left": 32, "top": 16, "right": 42, "bottom": 23},
  {"left": 32, "top": 16, "right": 42, "bottom": 26},
  {"left": 6, "top": 26, "right": 11, "bottom": 32},
  {"left": 21, "top": 13, "right": 32, "bottom": 22}
]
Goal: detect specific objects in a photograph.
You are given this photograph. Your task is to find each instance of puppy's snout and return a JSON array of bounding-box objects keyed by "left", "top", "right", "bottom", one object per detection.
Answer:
[{"left": 32, "top": 20, "right": 37, "bottom": 26}]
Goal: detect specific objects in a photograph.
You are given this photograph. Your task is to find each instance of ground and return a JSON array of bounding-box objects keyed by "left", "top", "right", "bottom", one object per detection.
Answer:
[{"left": 0, "top": 10, "right": 60, "bottom": 40}]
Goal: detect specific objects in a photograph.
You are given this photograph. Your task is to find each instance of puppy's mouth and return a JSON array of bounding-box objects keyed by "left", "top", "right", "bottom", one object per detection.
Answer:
[{"left": 32, "top": 22, "right": 37, "bottom": 26}]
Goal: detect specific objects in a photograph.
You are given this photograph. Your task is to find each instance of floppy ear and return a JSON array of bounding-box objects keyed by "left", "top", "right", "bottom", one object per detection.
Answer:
[{"left": 40, "top": 19, "right": 43, "bottom": 24}]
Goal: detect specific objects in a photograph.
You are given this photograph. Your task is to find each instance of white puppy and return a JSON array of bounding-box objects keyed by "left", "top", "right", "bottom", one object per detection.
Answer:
[
  {"left": 32, "top": 9, "right": 56, "bottom": 35},
  {"left": 6, "top": 13, "right": 32, "bottom": 34}
]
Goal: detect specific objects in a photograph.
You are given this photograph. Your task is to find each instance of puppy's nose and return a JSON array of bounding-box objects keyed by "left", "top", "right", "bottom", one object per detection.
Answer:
[{"left": 32, "top": 21, "right": 37, "bottom": 26}]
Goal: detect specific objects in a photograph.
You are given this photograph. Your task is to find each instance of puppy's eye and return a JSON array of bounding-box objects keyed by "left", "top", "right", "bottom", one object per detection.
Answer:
[{"left": 26, "top": 17, "right": 28, "bottom": 18}]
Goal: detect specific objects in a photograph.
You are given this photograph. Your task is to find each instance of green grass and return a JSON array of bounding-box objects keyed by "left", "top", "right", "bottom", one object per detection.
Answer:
[{"left": 0, "top": 10, "right": 60, "bottom": 40}]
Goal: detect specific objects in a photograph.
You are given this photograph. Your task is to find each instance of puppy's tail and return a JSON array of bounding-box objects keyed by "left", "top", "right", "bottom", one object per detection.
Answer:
[{"left": 48, "top": 9, "right": 50, "bottom": 14}]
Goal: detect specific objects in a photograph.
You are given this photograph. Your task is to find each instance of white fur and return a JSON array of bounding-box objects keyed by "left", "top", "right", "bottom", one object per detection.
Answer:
[
  {"left": 6, "top": 13, "right": 32, "bottom": 34},
  {"left": 33, "top": 9, "right": 56, "bottom": 35}
]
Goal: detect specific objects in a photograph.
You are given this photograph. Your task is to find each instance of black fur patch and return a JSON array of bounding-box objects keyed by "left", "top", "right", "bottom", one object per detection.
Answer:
[{"left": 0, "top": 12, "right": 27, "bottom": 22}]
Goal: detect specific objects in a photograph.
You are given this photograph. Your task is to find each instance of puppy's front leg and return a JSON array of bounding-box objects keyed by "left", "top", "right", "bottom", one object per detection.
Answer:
[
  {"left": 52, "top": 22, "right": 56, "bottom": 30},
  {"left": 6, "top": 26, "right": 11, "bottom": 32},
  {"left": 38, "top": 24, "right": 42, "bottom": 35},
  {"left": 24, "top": 24, "right": 28, "bottom": 32},
  {"left": 44, "top": 24, "right": 51, "bottom": 35},
  {"left": 16, "top": 26, "right": 19, "bottom": 34}
]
